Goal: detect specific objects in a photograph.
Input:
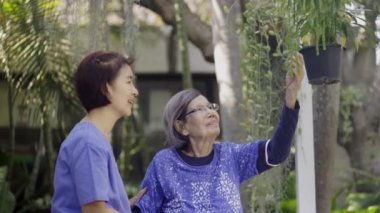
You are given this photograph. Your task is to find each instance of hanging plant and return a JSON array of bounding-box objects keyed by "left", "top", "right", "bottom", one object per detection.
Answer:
[{"left": 282, "top": 0, "right": 364, "bottom": 85}]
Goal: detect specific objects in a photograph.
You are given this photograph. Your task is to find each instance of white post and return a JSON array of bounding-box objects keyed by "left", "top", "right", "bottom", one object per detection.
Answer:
[{"left": 295, "top": 75, "right": 316, "bottom": 213}]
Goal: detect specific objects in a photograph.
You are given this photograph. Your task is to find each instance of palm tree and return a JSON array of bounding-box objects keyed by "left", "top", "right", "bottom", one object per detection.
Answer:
[{"left": 0, "top": 0, "right": 81, "bottom": 209}]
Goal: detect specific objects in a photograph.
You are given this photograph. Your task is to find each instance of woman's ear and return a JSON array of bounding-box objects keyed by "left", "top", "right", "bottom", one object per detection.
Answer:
[{"left": 174, "top": 120, "right": 188, "bottom": 136}]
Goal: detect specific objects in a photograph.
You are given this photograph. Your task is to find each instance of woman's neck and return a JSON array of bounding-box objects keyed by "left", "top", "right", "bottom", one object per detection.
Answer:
[
  {"left": 184, "top": 138, "right": 214, "bottom": 157},
  {"left": 82, "top": 106, "right": 120, "bottom": 142}
]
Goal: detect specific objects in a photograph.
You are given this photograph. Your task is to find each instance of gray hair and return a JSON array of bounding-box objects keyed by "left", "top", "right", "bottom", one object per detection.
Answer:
[{"left": 163, "top": 89, "right": 202, "bottom": 148}]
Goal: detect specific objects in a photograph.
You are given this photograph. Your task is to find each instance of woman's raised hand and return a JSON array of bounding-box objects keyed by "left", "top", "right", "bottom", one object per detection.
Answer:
[{"left": 285, "top": 53, "right": 305, "bottom": 109}]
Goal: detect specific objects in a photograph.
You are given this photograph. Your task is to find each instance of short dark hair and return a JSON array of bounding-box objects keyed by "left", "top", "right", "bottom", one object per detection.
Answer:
[
  {"left": 163, "top": 89, "right": 202, "bottom": 148},
  {"left": 74, "top": 51, "right": 134, "bottom": 112}
]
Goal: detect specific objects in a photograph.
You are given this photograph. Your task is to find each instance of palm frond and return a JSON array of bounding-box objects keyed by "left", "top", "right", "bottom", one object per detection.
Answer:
[{"left": 1, "top": 0, "right": 81, "bottom": 126}]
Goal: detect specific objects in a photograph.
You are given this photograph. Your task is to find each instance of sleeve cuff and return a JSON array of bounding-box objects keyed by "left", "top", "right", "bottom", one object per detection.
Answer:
[
  {"left": 285, "top": 100, "right": 300, "bottom": 112},
  {"left": 282, "top": 100, "right": 300, "bottom": 123},
  {"left": 265, "top": 139, "right": 280, "bottom": 167}
]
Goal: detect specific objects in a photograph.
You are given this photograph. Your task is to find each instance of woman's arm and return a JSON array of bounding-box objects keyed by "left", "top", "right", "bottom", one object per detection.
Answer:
[
  {"left": 257, "top": 102, "right": 300, "bottom": 173},
  {"left": 257, "top": 54, "right": 304, "bottom": 173},
  {"left": 82, "top": 201, "right": 119, "bottom": 213},
  {"left": 129, "top": 188, "right": 147, "bottom": 207},
  {"left": 129, "top": 188, "right": 147, "bottom": 213}
]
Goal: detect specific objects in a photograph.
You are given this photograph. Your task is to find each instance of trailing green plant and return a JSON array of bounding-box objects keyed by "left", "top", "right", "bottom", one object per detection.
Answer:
[
  {"left": 339, "top": 86, "right": 362, "bottom": 145},
  {"left": 241, "top": 1, "right": 293, "bottom": 212},
  {"left": 242, "top": 1, "right": 285, "bottom": 140}
]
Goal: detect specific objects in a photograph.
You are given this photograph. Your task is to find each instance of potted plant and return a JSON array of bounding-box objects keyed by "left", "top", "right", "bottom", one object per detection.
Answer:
[{"left": 287, "top": 0, "right": 361, "bottom": 85}]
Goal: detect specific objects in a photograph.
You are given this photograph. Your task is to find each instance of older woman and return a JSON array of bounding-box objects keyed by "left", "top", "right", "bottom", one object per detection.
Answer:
[{"left": 136, "top": 55, "right": 304, "bottom": 212}]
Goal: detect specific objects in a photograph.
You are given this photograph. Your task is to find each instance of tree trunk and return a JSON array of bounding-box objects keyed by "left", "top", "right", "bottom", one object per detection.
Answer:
[
  {"left": 138, "top": 0, "right": 214, "bottom": 62},
  {"left": 211, "top": 0, "right": 244, "bottom": 142},
  {"left": 122, "top": 0, "right": 137, "bottom": 56},
  {"left": 340, "top": 6, "right": 380, "bottom": 191},
  {"left": 88, "top": 0, "right": 108, "bottom": 51},
  {"left": 313, "top": 84, "right": 340, "bottom": 213},
  {"left": 42, "top": 109, "right": 55, "bottom": 192},
  {"left": 211, "top": 0, "right": 250, "bottom": 211},
  {"left": 6, "top": 86, "right": 15, "bottom": 181},
  {"left": 24, "top": 128, "right": 44, "bottom": 200},
  {"left": 167, "top": 28, "right": 178, "bottom": 73},
  {"left": 113, "top": 0, "right": 140, "bottom": 177},
  {"left": 175, "top": 0, "right": 192, "bottom": 89}
]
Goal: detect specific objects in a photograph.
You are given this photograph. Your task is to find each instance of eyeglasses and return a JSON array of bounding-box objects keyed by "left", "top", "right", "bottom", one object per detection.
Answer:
[{"left": 182, "top": 103, "right": 219, "bottom": 118}]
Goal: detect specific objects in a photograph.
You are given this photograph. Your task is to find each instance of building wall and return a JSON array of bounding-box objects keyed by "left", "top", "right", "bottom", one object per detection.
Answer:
[
  {"left": 134, "top": 33, "right": 215, "bottom": 73},
  {"left": 109, "top": 25, "right": 215, "bottom": 74}
]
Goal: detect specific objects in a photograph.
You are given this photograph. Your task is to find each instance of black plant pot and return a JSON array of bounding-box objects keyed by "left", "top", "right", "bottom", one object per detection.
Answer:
[{"left": 299, "top": 44, "right": 343, "bottom": 85}]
